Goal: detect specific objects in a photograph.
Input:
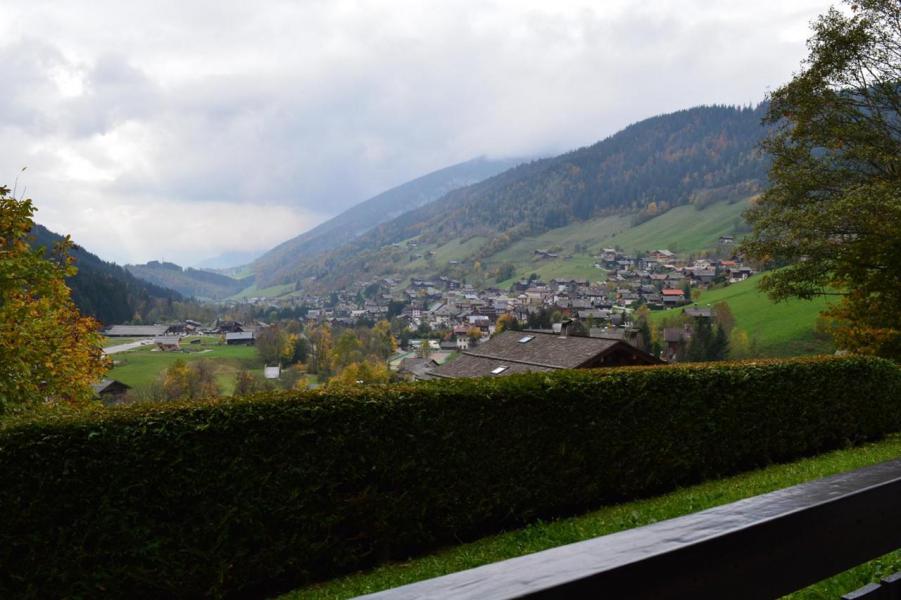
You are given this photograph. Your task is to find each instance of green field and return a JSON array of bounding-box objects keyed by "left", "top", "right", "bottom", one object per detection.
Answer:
[
  {"left": 605, "top": 199, "right": 749, "bottom": 254},
  {"left": 107, "top": 336, "right": 264, "bottom": 394},
  {"left": 477, "top": 216, "right": 625, "bottom": 286},
  {"left": 650, "top": 275, "right": 835, "bottom": 356},
  {"left": 283, "top": 434, "right": 901, "bottom": 599}
]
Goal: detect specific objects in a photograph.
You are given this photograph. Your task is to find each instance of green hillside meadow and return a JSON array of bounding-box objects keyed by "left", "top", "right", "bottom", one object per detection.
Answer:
[
  {"left": 604, "top": 198, "right": 750, "bottom": 254},
  {"left": 487, "top": 199, "right": 749, "bottom": 286},
  {"left": 107, "top": 336, "right": 263, "bottom": 394},
  {"left": 218, "top": 198, "right": 752, "bottom": 298},
  {"left": 651, "top": 275, "right": 835, "bottom": 357}
]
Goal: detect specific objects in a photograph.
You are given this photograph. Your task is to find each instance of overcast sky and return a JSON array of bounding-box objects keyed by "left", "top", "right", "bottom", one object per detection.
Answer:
[{"left": 0, "top": 0, "right": 828, "bottom": 266}]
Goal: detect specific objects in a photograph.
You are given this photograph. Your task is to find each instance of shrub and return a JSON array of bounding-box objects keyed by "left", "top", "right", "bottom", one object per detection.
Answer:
[{"left": 0, "top": 356, "right": 898, "bottom": 598}]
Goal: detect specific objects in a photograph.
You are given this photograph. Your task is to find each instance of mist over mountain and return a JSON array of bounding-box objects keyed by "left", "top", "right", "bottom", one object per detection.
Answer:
[
  {"left": 193, "top": 250, "right": 264, "bottom": 271},
  {"left": 254, "top": 104, "right": 770, "bottom": 290},
  {"left": 253, "top": 156, "right": 527, "bottom": 283}
]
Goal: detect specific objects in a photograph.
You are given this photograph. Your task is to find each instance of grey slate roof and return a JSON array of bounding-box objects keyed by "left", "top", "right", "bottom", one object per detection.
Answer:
[
  {"left": 104, "top": 324, "right": 169, "bottom": 337},
  {"left": 430, "top": 355, "right": 555, "bottom": 378},
  {"left": 225, "top": 331, "right": 255, "bottom": 341},
  {"left": 398, "top": 357, "right": 439, "bottom": 379},
  {"left": 430, "top": 330, "right": 661, "bottom": 379},
  {"left": 91, "top": 379, "right": 131, "bottom": 395}
]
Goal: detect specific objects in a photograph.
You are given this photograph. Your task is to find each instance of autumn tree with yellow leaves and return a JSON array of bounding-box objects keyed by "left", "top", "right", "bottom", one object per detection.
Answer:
[{"left": 0, "top": 187, "right": 108, "bottom": 411}]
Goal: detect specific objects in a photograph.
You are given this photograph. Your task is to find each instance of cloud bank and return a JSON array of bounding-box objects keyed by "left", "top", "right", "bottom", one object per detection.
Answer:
[{"left": 0, "top": 0, "right": 827, "bottom": 265}]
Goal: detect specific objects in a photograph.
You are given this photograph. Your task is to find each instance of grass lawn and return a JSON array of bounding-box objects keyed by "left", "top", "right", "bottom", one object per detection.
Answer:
[
  {"left": 494, "top": 254, "right": 608, "bottom": 288},
  {"left": 283, "top": 434, "right": 901, "bottom": 599},
  {"left": 650, "top": 274, "right": 835, "bottom": 357},
  {"left": 107, "top": 336, "right": 264, "bottom": 395}
]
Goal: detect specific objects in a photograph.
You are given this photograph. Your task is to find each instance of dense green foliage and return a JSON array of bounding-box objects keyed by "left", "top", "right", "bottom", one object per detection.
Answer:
[
  {"left": 743, "top": 0, "right": 901, "bottom": 358},
  {"left": 125, "top": 260, "right": 253, "bottom": 300},
  {"left": 256, "top": 105, "right": 770, "bottom": 289},
  {"left": 0, "top": 356, "right": 897, "bottom": 598},
  {"left": 30, "top": 225, "right": 184, "bottom": 324}
]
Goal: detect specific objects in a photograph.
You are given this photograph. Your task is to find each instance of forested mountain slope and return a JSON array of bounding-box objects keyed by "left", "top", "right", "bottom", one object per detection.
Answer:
[
  {"left": 253, "top": 156, "right": 525, "bottom": 284},
  {"left": 30, "top": 225, "right": 182, "bottom": 324},
  {"left": 126, "top": 261, "right": 252, "bottom": 300},
  {"left": 255, "top": 104, "right": 770, "bottom": 290}
]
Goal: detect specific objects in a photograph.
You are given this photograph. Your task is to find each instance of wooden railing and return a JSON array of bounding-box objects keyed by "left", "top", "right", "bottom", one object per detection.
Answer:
[
  {"left": 843, "top": 572, "right": 901, "bottom": 599},
  {"left": 358, "top": 458, "right": 901, "bottom": 599}
]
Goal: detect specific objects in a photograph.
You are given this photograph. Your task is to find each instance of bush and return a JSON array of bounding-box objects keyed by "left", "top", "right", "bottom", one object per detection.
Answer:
[{"left": 0, "top": 356, "right": 898, "bottom": 598}]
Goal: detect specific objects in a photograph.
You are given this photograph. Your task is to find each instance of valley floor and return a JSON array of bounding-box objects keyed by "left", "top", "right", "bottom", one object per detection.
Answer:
[{"left": 106, "top": 335, "right": 263, "bottom": 395}]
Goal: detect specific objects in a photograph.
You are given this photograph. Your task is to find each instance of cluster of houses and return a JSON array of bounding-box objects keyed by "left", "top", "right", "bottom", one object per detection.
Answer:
[
  {"left": 290, "top": 249, "right": 750, "bottom": 340},
  {"left": 101, "top": 247, "right": 752, "bottom": 390},
  {"left": 288, "top": 249, "right": 748, "bottom": 380}
]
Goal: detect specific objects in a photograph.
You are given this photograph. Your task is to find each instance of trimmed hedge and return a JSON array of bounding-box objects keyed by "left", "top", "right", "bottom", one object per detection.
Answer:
[{"left": 1, "top": 356, "right": 899, "bottom": 598}]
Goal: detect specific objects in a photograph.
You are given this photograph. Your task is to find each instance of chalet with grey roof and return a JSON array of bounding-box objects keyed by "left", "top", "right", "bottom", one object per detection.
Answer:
[
  {"left": 91, "top": 379, "right": 131, "bottom": 405},
  {"left": 430, "top": 330, "right": 662, "bottom": 379},
  {"left": 225, "top": 331, "right": 255, "bottom": 345}
]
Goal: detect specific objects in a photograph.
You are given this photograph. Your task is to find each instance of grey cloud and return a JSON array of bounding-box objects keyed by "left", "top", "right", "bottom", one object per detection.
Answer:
[
  {"left": 0, "top": 39, "right": 72, "bottom": 134},
  {"left": 62, "top": 56, "right": 161, "bottom": 137},
  {"left": 0, "top": 0, "right": 826, "bottom": 264}
]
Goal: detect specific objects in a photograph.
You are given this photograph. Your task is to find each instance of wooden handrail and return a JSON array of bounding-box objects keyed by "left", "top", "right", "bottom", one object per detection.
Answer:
[{"left": 358, "top": 458, "right": 901, "bottom": 599}]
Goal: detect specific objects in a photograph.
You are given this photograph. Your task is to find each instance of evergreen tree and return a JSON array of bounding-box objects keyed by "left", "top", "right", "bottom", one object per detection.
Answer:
[
  {"left": 709, "top": 325, "right": 730, "bottom": 361},
  {"left": 685, "top": 319, "right": 713, "bottom": 362}
]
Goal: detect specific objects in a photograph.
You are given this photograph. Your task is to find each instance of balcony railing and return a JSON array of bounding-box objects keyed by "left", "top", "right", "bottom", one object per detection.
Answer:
[{"left": 359, "top": 457, "right": 901, "bottom": 599}]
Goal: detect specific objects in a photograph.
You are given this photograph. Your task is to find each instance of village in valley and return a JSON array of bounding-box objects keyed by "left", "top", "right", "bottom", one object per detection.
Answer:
[{"left": 98, "top": 238, "right": 757, "bottom": 402}]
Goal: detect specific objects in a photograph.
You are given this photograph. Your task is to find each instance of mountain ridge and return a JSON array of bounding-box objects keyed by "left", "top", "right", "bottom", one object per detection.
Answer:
[
  {"left": 30, "top": 225, "right": 183, "bottom": 324},
  {"left": 125, "top": 261, "right": 253, "bottom": 300},
  {"left": 253, "top": 103, "right": 770, "bottom": 292},
  {"left": 252, "top": 156, "right": 528, "bottom": 283}
]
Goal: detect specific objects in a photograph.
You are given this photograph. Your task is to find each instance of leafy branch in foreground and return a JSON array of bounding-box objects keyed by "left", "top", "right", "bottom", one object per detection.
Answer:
[
  {"left": 0, "top": 187, "right": 109, "bottom": 411},
  {"left": 743, "top": 0, "right": 901, "bottom": 358}
]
